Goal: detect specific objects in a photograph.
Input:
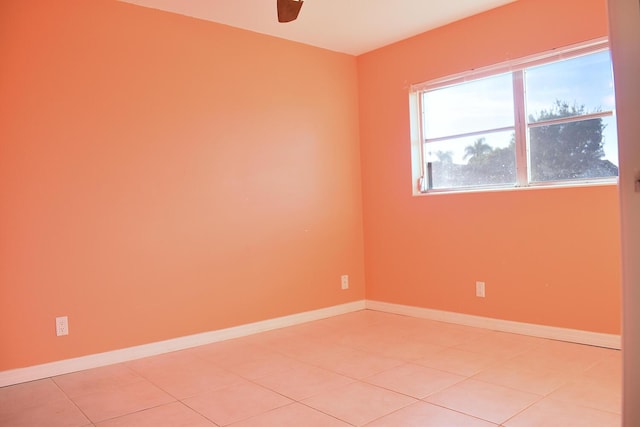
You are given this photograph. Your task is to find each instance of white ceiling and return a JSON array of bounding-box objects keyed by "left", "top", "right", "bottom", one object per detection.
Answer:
[{"left": 119, "top": 0, "right": 518, "bottom": 55}]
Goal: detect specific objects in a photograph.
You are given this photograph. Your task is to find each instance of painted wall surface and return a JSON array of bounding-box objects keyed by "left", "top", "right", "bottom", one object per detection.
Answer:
[
  {"left": 0, "top": 0, "right": 364, "bottom": 370},
  {"left": 358, "top": 0, "right": 621, "bottom": 334}
]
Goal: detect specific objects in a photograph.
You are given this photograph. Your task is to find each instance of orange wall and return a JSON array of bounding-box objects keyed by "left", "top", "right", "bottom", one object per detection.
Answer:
[
  {"left": 0, "top": 0, "right": 364, "bottom": 370},
  {"left": 0, "top": 0, "right": 623, "bottom": 373},
  {"left": 358, "top": 0, "right": 621, "bottom": 334}
]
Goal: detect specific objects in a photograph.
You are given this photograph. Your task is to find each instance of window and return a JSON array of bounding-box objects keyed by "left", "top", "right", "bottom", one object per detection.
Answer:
[{"left": 411, "top": 39, "right": 618, "bottom": 193}]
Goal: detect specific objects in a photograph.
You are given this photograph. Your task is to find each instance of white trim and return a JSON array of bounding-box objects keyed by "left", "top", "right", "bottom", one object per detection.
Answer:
[
  {"left": 366, "top": 300, "right": 621, "bottom": 350},
  {"left": 2, "top": 299, "right": 620, "bottom": 387},
  {"left": 0, "top": 300, "right": 365, "bottom": 387}
]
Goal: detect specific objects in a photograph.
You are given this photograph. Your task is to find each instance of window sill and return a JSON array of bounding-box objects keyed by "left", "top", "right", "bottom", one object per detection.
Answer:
[{"left": 413, "top": 179, "right": 619, "bottom": 196}]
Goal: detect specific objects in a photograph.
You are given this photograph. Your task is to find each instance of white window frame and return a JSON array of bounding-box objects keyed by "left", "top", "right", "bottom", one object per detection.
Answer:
[{"left": 410, "top": 37, "right": 618, "bottom": 195}]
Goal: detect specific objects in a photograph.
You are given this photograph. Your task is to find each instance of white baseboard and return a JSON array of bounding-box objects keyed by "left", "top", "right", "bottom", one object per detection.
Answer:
[
  {"left": 0, "top": 300, "right": 366, "bottom": 387},
  {"left": 366, "top": 300, "right": 621, "bottom": 350},
  {"left": 1, "top": 299, "right": 620, "bottom": 387}
]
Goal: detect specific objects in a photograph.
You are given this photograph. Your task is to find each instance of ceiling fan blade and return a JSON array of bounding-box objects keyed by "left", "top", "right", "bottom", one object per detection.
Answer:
[{"left": 277, "top": 0, "right": 304, "bottom": 23}]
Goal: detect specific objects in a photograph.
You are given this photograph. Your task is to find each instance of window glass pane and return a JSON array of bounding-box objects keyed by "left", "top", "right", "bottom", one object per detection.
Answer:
[
  {"left": 423, "top": 73, "right": 514, "bottom": 139},
  {"left": 526, "top": 51, "right": 616, "bottom": 123},
  {"left": 424, "top": 130, "right": 515, "bottom": 189},
  {"left": 529, "top": 116, "right": 619, "bottom": 182},
  {"left": 414, "top": 42, "right": 617, "bottom": 193}
]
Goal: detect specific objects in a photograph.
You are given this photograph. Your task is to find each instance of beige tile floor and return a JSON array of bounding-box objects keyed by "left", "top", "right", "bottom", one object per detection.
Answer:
[{"left": 0, "top": 310, "right": 622, "bottom": 426}]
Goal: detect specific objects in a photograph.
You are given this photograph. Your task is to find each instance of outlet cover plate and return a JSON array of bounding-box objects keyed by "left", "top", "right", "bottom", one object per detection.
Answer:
[
  {"left": 56, "top": 316, "right": 69, "bottom": 336},
  {"left": 476, "top": 281, "right": 486, "bottom": 298},
  {"left": 341, "top": 275, "right": 349, "bottom": 290}
]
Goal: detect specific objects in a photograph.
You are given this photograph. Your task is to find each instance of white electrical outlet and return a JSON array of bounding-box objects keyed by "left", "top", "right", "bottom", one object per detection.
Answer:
[
  {"left": 476, "top": 281, "right": 486, "bottom": 298},
  {"left": 341, "top": 275, "right": 349, "bottom": 290},
  {"left": 56, "top": 316, "right": 69, "bottom": 336}
]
